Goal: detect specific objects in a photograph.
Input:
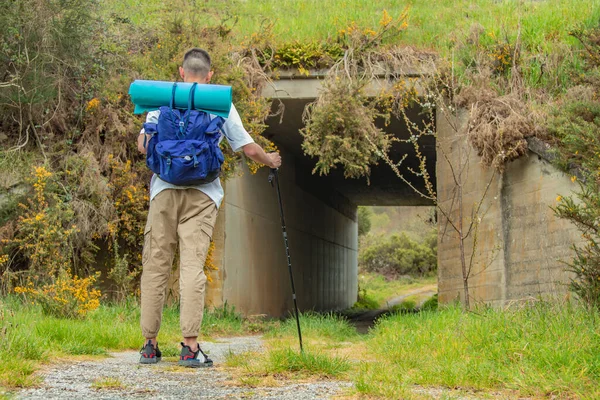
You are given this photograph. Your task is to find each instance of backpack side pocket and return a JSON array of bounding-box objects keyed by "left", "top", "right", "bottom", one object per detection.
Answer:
[{"left": 146, "top": 135, "right": 161, "bottom": 175}]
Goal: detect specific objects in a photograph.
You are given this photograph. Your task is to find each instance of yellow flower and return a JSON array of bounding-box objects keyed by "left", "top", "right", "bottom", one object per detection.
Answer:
[
  {"left": 571, "top": 176, "right": 577, "bottom": 183},
  {"left": 379, "top": 9, "right": 393, "bottom": 27},
  {"left": 556, "top": 196, "right": 562, "bottom": 202},
  {"left": 86, "top": 98, "right": 100, "bottom": 111}
]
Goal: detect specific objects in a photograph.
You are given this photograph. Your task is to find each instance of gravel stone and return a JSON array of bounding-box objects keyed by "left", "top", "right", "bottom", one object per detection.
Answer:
[{"left": 16, "top": 336, "right": 352, "bottom": 400}]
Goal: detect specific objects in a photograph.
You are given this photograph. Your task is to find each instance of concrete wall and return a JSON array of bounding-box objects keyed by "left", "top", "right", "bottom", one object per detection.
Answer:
[
  {"left": 206, "top": 150, "right": 359, "bottom": 317},
  {"left": 437, "top": 109, "right": 580, "bottom": 305}
]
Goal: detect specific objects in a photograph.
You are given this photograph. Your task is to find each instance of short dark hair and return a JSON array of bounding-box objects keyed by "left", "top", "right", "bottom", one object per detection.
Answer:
[{"left": 182, "top": 48, "right": 211, "bottom": 77}]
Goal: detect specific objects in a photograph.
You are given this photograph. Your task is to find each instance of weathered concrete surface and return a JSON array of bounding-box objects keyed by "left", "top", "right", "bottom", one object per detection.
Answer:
[
  {"left": 436, "top": 109, "right": 579, "bottom": 305},
  {"left": 261, "top": 67, "right": 426, "bottom": 100},
  {"left": 206, "top": 149, "right": 358, "bottom": 317}
]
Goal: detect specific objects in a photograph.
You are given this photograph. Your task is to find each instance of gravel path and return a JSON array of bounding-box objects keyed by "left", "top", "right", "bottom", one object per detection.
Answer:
[{"left": 17, "top": 336, "right": 351, "bottom": 400}]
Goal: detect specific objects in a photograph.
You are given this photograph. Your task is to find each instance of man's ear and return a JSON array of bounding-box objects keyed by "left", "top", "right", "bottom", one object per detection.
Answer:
[
  {"left": 179, "top": 66, "right": 185, "bottom": 80},
  {"left": 206, "top": 71, "right": 214, "bottom": 83}
]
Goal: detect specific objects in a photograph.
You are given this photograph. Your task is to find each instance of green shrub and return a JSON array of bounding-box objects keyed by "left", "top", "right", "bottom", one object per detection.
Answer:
[
  {"left": 1, "top": 166, "right": 76, "bottom": 285},
  {"left": 421, "top": 293, "right": 438, "bottom": 311},
  {"left": 352, "top": 287, "right": 379, "bottom": 310},
  {"left": 0, "top": 5, "right": 279, "bottom": 299},
  {"left": 0, "top": 0, "right": 98, "bottom": 144},
  {"left": 553, "top": 182, "right": 600, "bottom": 309},
  {"left": 549, "top": 97, "right": 600, "bottom": 309},
  {"left": 546, "top": 30, "right": 600, "bottom": 313},
  {"left": 14, "top": 270, "right": 101, "bottom": 319},
  {"left": 359, "top": 232, "right": 437, "bottom": 277},
  {"left": 357, "top": 206, "right": 372, "bottom": 237},
  {"left": 390, "top": 298, "right": 417, "bottom": 313}
]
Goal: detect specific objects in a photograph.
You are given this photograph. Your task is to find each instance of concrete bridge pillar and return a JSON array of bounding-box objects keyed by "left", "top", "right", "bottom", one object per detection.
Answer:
[
  {"left": 206, "top": 150, "right": 359, "bottom": 317},
  {"left": 436, "top": 108, "right": 581, "bottom": 305}
]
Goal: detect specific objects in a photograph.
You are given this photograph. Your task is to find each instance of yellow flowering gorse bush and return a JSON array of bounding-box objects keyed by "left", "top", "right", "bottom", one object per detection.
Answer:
[
  {"left": 14, "top": 270, "right": 101, "bottom": 318},
  {"left": 2, "top": 166, "right": 77, "bottom": 281}
]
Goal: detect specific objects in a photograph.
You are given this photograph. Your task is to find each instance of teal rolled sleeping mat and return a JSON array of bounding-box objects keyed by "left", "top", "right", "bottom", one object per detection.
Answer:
[{"left": 128, "top": 80, "right": 232, "bottom": 118}]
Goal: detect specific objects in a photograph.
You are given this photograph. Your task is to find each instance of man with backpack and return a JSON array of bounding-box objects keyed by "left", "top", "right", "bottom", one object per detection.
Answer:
[{"left": 136, "top": 48, "right": 282, "bottom": 367}]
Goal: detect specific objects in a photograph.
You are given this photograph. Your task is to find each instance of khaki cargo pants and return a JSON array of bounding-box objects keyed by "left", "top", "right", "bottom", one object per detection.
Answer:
[{"left": 140, "top": 189, "right": 217, "bottom": 339}]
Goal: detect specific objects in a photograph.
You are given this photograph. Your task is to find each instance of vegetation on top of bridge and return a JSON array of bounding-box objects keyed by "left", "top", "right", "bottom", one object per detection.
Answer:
[{"left": 104, "top": 0, "right": 599, "bottom": 89}]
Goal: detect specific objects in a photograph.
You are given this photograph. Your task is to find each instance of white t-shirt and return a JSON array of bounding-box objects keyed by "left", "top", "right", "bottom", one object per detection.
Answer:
[{"left": 141, "top": 103, "right": 254, "bottom": 208}]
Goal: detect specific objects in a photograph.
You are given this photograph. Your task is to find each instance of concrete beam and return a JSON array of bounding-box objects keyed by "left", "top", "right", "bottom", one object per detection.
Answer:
[{"left": 262, "top": 68, "right": 426, "bottom": 100}]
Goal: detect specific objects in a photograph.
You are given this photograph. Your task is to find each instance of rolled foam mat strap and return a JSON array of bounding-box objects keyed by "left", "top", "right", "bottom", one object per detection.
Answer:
[{"left": 128, "top": 80, "right": 232, "bottom": 118}]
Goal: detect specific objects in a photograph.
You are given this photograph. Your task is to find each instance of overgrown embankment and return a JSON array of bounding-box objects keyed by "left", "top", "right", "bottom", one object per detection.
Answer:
[{"left": 0, "top": 297, "right": 266, "bottom": 389}]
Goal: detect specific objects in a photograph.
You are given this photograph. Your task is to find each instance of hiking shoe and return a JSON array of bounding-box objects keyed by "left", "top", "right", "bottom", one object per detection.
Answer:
[
  {"left": 178, "top": 342, "right": 213, "bottom": 368},
  {"left": 139, "top": 340, "right": 162, "bottom": 364}
]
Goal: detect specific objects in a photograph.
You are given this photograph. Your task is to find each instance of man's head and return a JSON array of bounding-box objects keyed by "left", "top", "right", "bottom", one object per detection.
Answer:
[{"left": 179, "top": 48, "right": 214, "bottom": 84}]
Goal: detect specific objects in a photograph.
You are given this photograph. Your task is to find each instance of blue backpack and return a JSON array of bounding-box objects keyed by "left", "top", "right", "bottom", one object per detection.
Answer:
[{"left": 143, "top": 82, "right": 225, "bottom": 185}]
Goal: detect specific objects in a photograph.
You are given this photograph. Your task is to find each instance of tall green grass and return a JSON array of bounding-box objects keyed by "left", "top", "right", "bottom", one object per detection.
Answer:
[
  {"left": 226, "top": 347, "right": 351, "bottom": 380},
  {"left": 266, "top": 311, "right": 359, "bottom": 341},
  {"left": 103, "top": 0, "right": 600, "bottom": 51},
  {"left": 4, "top": 295, "right": 598, "bottom": 398},
  {"left": 357, "top": 303, "right": 600, "bottom": 398},
  {"left": 226, "top": 312, "right": 356, "bottom": 384},
  {"left": 226, "top": 303, "right": 599, "bottom": 398},
  {"left": 0, "top": 297, "right": 262, "bottom": 389}
]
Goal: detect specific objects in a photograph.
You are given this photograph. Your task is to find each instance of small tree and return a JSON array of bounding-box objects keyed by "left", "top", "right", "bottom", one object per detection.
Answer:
[{"left": 358, "top": 207, "right": 372, "bottom": 237}]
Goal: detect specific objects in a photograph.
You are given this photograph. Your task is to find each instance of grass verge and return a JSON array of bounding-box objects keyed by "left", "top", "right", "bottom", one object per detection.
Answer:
[
  {"left": 357, "top": 302, "right": 600, "bottom": 398},
  {"left": 225, "top": 313, "right": 360, "bottom": 387},
  {"left": 0, "top": 296, "right": 268, "bottom": 389},
  {"left": 226, "top": 302, "right": 600, "bottom": 399}
]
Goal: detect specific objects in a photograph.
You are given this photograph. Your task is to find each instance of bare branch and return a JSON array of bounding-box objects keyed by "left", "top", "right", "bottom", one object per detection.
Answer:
[{"left": 465, "top": 169, "right": 497, "bottom": 239}]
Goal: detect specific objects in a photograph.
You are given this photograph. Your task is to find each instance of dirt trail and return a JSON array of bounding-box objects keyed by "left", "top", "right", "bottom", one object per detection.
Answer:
[
  {"left": 348, "top": 285, "right": 437, "bottom": 334},
  {"left": 16, "top": 336, "right": 350, "bottom": 400},
  {"left": 385, "top": 284, "right": 437, "bottom": 308}
]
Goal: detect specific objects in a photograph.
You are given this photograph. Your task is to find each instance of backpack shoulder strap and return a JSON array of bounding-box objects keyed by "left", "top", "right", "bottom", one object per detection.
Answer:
[{"left": 170, "top": 82, "right": 177, "bottom": 109}]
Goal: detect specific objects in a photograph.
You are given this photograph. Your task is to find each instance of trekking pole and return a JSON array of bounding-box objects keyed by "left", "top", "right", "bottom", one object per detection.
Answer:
[{"left": 268, "top": 168, "right": 303, "bottom": 353}]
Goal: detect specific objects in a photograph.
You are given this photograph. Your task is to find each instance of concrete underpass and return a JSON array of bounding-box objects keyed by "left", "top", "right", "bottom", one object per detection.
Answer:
[
  {"left": 205, "top": 71, "right": 436, "bottom": 316},
  {"left": 203, "top": 69, "right": 581, "bottom": 317}
]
